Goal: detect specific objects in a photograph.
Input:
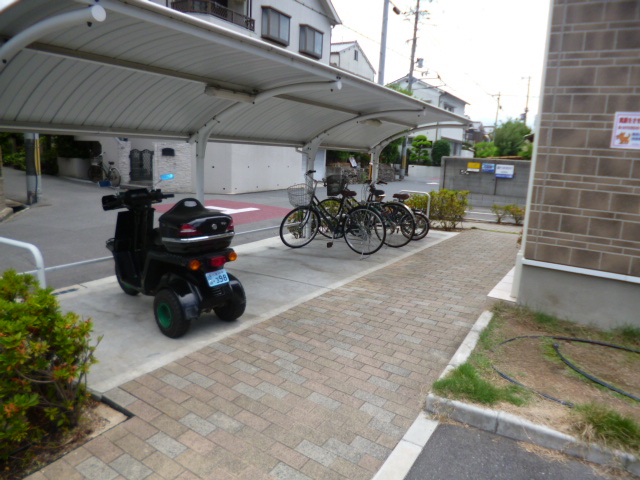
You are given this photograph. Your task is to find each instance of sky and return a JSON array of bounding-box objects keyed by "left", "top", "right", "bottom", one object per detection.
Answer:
[
  {"left": 331, "top": 0, "right": 552, "bottom": 128},
  {"left": 0, "top": 0, "right": 551, "bottom": 127}
]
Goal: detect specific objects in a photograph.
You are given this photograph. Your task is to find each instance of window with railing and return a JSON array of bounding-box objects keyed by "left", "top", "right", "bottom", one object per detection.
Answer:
[
  {"left": 261, "top": 7, "right": 290, "bottom": 46},
  {"left": 171, "top": 0, "right": 255, "bottom": 31},
  {"left": 299, "top": 25, "right": 323, "bottom": 59}
]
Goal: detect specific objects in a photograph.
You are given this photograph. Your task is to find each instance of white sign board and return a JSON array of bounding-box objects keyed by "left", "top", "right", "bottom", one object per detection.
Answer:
[
  {"left": 611, "top": 112, "right": 640, "bottom": 150},
  {"left": 495, "top": 164, "right": 515, "bottom": 179}
]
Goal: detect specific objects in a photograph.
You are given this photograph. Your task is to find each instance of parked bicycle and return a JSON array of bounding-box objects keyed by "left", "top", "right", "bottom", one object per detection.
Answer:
[
  {"left": 88, "top": 152, "right": 121, "bottom": 187},
  {"left": 391, "top": 191, "right": 430, "bottom": 240},
  {"left": 320, "top": 176, "right": 416, "bottom": 248},
  {"left": 280, "top": 170, "right": 387, "bottom": 255}
]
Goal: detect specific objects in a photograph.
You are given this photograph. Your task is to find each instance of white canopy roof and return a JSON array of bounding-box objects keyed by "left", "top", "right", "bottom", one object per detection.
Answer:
[{"left": 0, "top": 0, "right": 468, "bottom": 154}]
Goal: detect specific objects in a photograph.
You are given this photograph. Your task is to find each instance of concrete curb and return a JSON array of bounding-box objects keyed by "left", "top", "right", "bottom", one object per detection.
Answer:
[
  {"left": 425, "top": 310, "right": 640, "bottom": 477},
  {"left": 371, "top": 412, "right": 439, "bottom": 480}
]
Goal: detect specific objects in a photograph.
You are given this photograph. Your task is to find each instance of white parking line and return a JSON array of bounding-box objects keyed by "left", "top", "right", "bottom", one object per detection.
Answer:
[{"left": 205, "top": 206, "right": 260, "bottom": 214}]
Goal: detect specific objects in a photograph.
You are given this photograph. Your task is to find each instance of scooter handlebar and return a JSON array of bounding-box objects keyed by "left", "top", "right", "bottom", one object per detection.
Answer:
[{"left": 101, "top": 188, "right": 174, "bottom": 210}]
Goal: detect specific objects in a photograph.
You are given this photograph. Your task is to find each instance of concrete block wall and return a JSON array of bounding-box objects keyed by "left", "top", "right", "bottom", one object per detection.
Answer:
[
  {"left": 441, "top": 157, "right": 531, "bottom": 208},
  {"left": 525, "top": 0, "right": 640, "bottom": 277}
]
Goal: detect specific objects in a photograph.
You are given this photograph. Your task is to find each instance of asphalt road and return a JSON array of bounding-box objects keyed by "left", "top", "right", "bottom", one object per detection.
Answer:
[
  {"left": 1, "top": 169, "right": 452, "bottom": 289},
  {"left": 407, "top": 422, "right": 619, "bottom": 480}
]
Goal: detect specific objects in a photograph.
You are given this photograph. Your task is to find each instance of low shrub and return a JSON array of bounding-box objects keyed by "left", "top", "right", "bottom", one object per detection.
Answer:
[
  {"left": 505, "top": 204, "right": 525, "bottom": 225},
  {"left": 2, "top": 151, "right": 26, "bottom": 171},
  {"left": 406, "top": 193, "right": 430, "bottom": 212},
  {"left": 490, "top": 204, "right": 508, "bottom": 224},
  {"left": 429, "top": 189, "right": 470, "bottom": 231},
  {"left": 0, "top": 270, "right": 99, "bottom": 464}
]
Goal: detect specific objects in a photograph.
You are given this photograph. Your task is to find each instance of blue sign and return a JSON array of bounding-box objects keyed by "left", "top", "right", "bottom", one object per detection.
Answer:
[{"left": 481, "top": 163, "right": 495, "bottom": 173}]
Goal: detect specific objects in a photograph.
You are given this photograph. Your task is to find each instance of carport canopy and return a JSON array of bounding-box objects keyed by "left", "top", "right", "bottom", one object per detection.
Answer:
[{"left": 0, "top": 0, "right": 469, "bottom": 199}]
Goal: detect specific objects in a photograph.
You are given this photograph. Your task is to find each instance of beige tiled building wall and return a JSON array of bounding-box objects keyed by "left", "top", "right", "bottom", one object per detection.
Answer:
[
  {"left": 518, "top": 0, "right": 640, "bottom": 328},
  {"left": 526, "top": 0, "right": 640, "bottom": 276}
]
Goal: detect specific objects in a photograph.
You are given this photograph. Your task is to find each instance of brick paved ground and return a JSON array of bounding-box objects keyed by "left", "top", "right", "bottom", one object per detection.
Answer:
[{"left": 27, "top": 229, "right": 519, "bottom": 480}]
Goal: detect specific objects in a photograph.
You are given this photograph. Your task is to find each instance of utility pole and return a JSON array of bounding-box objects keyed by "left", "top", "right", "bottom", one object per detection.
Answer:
[
  {"left": 378, "top": 1, "right": 401, "bottom": 86},
  {"left": 522, "top": 76, "right": 531, "bottom": 125},
  {"left": 24, "top": 133, "right": 42, "bottom": 205},
  {"left": 494, "top": 92, "right": 502, "bottom": 137},
  {"left": 401, "top": 0, "right": 422, "bottom": 176},
  {"left": 378, "top": 0, "right": 390, "bottom": 85}
]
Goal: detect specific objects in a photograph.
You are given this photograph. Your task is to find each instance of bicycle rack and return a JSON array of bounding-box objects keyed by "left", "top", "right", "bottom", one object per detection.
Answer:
[
  {"left": 0, "top": 236, "right": 47, "bottom": 287},
  {"left": 398, "top": 190, "right": 431, "bottom": 217}
]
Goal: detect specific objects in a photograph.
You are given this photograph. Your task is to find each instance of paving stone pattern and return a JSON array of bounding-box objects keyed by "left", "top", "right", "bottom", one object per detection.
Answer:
[{"left": 27, "top": 230, "right": 518, "bottom": 480}]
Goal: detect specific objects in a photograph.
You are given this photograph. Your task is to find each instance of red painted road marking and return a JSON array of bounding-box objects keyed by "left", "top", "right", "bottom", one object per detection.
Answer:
[{"left": 154, "top": 199, "right": 291, "bottom": 226}]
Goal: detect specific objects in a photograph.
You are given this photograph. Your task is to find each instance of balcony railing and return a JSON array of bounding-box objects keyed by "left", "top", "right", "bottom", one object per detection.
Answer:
[{"left": 171, "top": 0, "right": 255, "bottom": 31}]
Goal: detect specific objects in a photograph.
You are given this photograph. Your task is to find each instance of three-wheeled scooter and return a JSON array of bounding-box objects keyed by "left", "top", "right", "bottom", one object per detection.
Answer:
[{"left": 102, "top": 187, "right": 246, "bottom": 338}]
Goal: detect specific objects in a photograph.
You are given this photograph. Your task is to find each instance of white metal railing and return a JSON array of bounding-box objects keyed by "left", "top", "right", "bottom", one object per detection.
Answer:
[
  {"left": 398, "top": 190, "right": 431, "bottom": 216},
  {"left": 0, "top": 237, "right": 47, "bottom": 287}
]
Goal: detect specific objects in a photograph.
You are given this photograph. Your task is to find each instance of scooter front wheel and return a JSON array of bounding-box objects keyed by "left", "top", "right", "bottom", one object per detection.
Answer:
[{"left": 154, "top": 288, "right": 190, "bottom": 338}]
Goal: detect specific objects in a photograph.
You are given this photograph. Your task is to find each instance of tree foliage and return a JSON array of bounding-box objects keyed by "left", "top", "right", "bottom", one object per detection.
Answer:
[
  {"left": 380, "top": 137, "right": 403, "bottom": 164},
  {"left": 474, "top": 141, "right": 500, "bottom": 158},
  {"left": 431, "top": 139, "right": 451, "bottom": 166},
  {"left": 409, "top": 135, "right": 432, "bottom": 165},
  {"left": 386, "top": 84, "right": 415, "bottom": 97},
  {"left": 493, "top": 119, "right": 532, "bottom": 156}
]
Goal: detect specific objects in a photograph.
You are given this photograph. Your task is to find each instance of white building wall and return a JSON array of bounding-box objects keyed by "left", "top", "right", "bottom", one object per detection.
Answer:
[
  {"left": 330, "top": 45, "right": 375, "bottom": 81},
  {"left": 253, "top": 0, "right": 333, "bottom": 63},
  {"left": 204, "top": 143, "right": 302, "bottom": 193}
]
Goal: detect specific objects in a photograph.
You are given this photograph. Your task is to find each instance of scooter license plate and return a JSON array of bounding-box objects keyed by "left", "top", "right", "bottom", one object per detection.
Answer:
[{"left": 206, "top": 269, "right": 230, "bottom": 287}]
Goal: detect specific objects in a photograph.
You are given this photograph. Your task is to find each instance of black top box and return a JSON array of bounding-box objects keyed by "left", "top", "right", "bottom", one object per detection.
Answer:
[{"left": 159, "top": 198, "right": 234, "bottom": 254}]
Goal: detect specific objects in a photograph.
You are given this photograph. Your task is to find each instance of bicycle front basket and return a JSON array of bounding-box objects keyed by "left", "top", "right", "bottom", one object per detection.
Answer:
[{"left": 287, "top": 183, "right": 312, "bottom": 207}]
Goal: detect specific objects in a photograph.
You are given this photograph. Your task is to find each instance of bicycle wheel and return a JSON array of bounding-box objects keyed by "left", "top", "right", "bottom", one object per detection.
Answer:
[
  {"left": 412, "top": 211, "right": 430, "bottom": 240},
  {"left": 343, "top": 206, "right": 386, "bottom": 255},
  {"left": 380, "top": 203, "right": 415, "bottom": 248},
  {"left": 318, "top": 198, "right": 342, "bottom": 238},
  {"left": 87, "top": 165, "right": 102, "bottom": 183},
  {"left": 108, "top": 167, "right": 122, "bottom": 187},
  {"left": 279, "top": 206, "right": 320, "bottom": 248}
]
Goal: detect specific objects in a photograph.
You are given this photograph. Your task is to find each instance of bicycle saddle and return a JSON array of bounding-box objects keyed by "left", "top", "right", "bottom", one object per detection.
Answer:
[
  {"left": 393, "top": 193, "right": 410, "bottom": 201},
  {"left": 342, "top": 190, "right": 357, "bottom": 197}
]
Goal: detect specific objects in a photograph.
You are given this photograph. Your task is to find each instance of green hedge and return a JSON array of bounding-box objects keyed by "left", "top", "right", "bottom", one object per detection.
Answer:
[
  {"left": 407, "top": 189, "right": 469, "bottom": 231},
  {"left": 0, "top": 270, "right": 99, "bottom": 463}
]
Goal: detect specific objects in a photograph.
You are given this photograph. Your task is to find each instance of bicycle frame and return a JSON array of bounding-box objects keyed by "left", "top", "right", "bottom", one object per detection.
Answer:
[{"left": 310, "top": 189, "right": 351, "bottom": 238}]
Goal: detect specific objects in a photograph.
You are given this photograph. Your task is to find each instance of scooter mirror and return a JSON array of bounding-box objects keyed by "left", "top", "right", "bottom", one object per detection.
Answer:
[{"left": 160, "top": 173, "right": 174, "bottom": 181}]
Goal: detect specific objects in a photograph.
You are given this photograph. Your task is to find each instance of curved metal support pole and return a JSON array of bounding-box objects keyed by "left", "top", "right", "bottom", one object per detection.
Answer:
[
  {"left": 370, "top": 122, "right": 469, "bottom": 152},
  {"left": 302, "top": 109, "right": 426, "bottom": 155},
  {"left": 0, "top": 6, "right": 106, "bottom": 72},
  {"left": 191, "top": 79, "right": 341, "bottom": 199},
  {"left": 370, "top": 145, "right": 383, "bottom": 183},
  {"left": 191, "top": 80, "right": 342, "bottom": 145},
  {"left": 195, "top": 130, "right": 208, "bottom": 202}
]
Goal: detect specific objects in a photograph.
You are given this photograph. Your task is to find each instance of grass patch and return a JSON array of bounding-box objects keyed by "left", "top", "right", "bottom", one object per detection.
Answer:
[
  {"left": 431, "top": 302, "right": 640, "bottom": 455},
  {"left": 573, "top": 403, "right": 640, "bottom": 452},
  {"left": 432, "top": 363, "right": 529, "bottom": 406},
  {"left": 613, "top": 325, "right": 640, "bottom": 345}
]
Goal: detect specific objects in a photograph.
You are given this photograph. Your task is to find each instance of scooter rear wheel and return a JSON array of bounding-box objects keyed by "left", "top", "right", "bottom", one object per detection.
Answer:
[
  {"left": 214, "top": 274, "right": 246, "bottom": 321},
  {"left": 154, "top": 288, "right": 190, "bottom": 338}
]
